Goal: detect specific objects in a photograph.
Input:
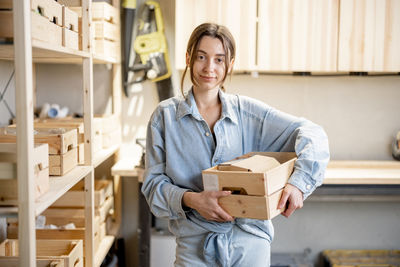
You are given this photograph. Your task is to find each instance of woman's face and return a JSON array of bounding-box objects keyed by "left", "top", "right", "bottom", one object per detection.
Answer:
[{"left": 190, "top": 36, "right": 230, "bottom": 92}]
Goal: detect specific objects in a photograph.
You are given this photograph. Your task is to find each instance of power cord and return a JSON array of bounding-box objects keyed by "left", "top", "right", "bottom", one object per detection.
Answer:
[{"left": 0, "top": 69, "right": 16, "bottom": 119}]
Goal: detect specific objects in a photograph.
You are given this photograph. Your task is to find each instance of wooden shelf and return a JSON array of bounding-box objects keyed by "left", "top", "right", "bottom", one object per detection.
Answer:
[
  {"left": 324, "top": 160, "right": 400, "bottom": 185},
  {"left": 0, "top": 39, "right": 91, "bottom": 62},
  {"left": 94, "top": 235, "right": 115, "bottom": 267},
  {"left": 111, "top": 157, "right": 144, "bottom": 181},
  {"left": 94, "top": 144, "right": 120, "bottom": 168},
  {"left": 35, "top": 166, "right": 93, "bottom": 216},
  {"left": 93, "top": 54, "right": 120, "bottom": 64}
]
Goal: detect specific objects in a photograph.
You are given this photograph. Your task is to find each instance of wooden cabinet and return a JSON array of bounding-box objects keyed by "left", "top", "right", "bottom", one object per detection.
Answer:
[
  {"left": 175, "top": 0, "right": 257, "bottom": 71},
  {"left": 257, "top": 0, "right": 339, "bottom": 72},
  {"left": 338, "top": 0, "right": 400, "bottom": 72}
]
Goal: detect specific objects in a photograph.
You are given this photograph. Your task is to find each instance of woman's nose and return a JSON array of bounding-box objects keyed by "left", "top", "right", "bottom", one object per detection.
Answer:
[{"left": 204, "top": 58, "right": 215, "bottom": 71}]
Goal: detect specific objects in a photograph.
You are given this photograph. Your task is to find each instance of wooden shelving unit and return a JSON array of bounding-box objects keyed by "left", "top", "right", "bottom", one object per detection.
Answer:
[{"left": 0, "top": 0, "right": 122, "bottom": 266}]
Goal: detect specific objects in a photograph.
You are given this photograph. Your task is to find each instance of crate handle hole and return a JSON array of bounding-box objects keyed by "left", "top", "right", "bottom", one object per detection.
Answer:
[
  {"left": 67, "top": 144, "right": 73, "bottom": 151},
  {"left": 69, "top": 24, "right": 74, "bottom": 31},
  {"left": 73, "top": 258, "right": 80, "bottom": 267},
  {"left": 222, "top": 187, "right": 247, "bottom": 195},
  {"left": 37, "top": 6, "right": 44, "bottom": 16}
]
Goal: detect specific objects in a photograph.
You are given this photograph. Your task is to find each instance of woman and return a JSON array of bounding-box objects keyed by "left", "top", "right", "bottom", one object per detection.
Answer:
[{"left": 142, "top": 23, "right": 329, "bottom": 266}]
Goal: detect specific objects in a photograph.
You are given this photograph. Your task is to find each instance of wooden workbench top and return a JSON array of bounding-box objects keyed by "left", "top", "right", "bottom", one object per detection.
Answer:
[{"left": 111, "top": 159, "right": 400, "bottom": 185}]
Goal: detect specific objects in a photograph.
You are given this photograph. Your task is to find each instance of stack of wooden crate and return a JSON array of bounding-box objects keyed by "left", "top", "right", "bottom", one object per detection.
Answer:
[
  {"left": 0, "top": 143, "right": 49, "bottom": 206},
  {"left": 0, "top": 127, "right": 78, "bottom": 176},
  {"left": 0, "top": 0, "right": 81, "bottom": 50},
  {"left": 7, "top": 179, "right": 113, "bottom": 253},
  {"left": 66, "top": 2, "right": 120, "bottom": 61}
]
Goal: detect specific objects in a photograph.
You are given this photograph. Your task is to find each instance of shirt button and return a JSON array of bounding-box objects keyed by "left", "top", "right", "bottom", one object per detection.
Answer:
[
  {"left": 205, "top": 132, "right": 210, "bottom": 136},
  {"left": 306, "top": 184, "right": 312, "bottom": 190}
]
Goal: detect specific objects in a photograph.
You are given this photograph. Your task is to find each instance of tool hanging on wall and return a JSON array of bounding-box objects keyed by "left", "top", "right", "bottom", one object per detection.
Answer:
[{"left": 122, "top": 0, "right": 174, "bottom": 101}]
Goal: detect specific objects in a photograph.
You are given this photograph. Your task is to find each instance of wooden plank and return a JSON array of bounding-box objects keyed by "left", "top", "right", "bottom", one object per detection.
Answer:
[
  {"left": 338, "top": 0, "right": 400, "bottom": 71},
  {"left": 0, "top": 258, "right": 64, "bottom": 267},
  {"left": 14, "top": 0, "right": 36, "bottom": 265},
  {"left": 257, "top": 0, "right": 339, "bottom": 72},
  {"left": 94, "top": 236, "right": 115, "bottom": 267}
]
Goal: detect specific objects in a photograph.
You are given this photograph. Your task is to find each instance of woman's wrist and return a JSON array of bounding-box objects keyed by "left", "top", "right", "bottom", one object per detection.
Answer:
[{"left": 182, "top": 191, "right": 196, "bottom": 209}]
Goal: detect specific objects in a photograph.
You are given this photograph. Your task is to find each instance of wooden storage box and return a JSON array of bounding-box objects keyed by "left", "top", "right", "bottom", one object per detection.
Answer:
[
  {"left": 94, "top": 21, "right": 119, "bottom": 42},
  {"left": 62, "top": 6, "right": 79, "bottom": 50},
  {"left": 52, "top": 179, "right": 113, "bottom": 208},
  {"left": 202, "top": 152, "right": 296, "bottom": 220},
  {"left": 31, "top": 0, "right": 63, "bottom": 26},
  {"left": 93, "top": 38, "right": 120, "bottom": 60},
  {"left": 7, "top": 216, "right": 105, "bottom": 252},
  {"left": 203, "top": 152, "right": 296, "bottom": 195},
  {"left": 0, "top": 127, "right": 78, "bottom": 176},
  {"left": 218, "top": 188, "right": 284, "bottom": 220},
  {"left": 0, "top": 239, "right": 83, "bottom": 267},
  {"left": 70, "top": 2, "right": 119, "bottom": 24},
  {"left": 95, "top": 114, "right": 121, "bottom": 148},
  {"left": 0, "top": 143, "right": 49, "bottom": 206},
  {"left": 0, "top": 11, "right": 62, "bottom": 46}
]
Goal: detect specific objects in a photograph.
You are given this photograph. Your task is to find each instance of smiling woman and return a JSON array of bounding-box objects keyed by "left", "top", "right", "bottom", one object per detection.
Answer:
[{"left": 141, "top": 22, "right": 330, "bottom": 267}]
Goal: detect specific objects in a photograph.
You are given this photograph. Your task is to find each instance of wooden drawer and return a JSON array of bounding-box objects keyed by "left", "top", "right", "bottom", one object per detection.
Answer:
[
  {"left": 52, "top": 179, "right": 113, "bottom": 208},
  {"left": 0, "top": 239, "right": 83, "bottom": 267},
  {"left": 31, "top": 0, "right": 63, "bottom": 26},
  {"left": 0, "top": 143, "right": 49, "bottom": 206},
  {"left": 218, "top": 188, "right": 284, "bottom": 220},
  {"left": 0, "top": 11, "right": 62, "bottom": 46},
  {"left": 49, "top": 147, "right": 78, "bottom": 176}
]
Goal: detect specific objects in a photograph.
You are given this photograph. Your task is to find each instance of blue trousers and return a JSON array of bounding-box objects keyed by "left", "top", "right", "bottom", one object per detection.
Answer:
[{"left": 175, "top": 224, "right": 271, "bottom": 267}]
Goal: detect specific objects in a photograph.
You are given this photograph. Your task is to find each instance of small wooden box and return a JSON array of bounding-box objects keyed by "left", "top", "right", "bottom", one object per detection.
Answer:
[
  {"left": 0, "top": 11, "right": 62, "bottom": 46},
  {"left": 202, "top": 152, "right": 296, "bottom": 196},
  {"left": 0, "top": 143, "right": 49, "bottom": 206},
  {"left": 0, "top": 239, "right": 83, "bottom": 267},
  {"left": 49, "top": 147, "right": 78, "bottom": 176},
  {"left": 218, "top": 188, "right": 284, "bottom": 220},
  {"left": 7, "top": 215, "right": 105, "bottom": 252},
  {"left": 52, "top": 179, "right": 113, "bottom": 208},
  {"left": 94, "top": 38, "right": 120, "bottom": 60},
  {"left": 31, "top": 0, "right": 63, "bottom": 26},
  {"left": 94, "top": 21, "right": 119, "bottom": 41},
  {"left": 95, "top": 114, "right": 121, "bottom": 148},
  {"left": 70, "top": 2, "right": 119, "bottom": 24},
  {"left": 62, "top": 6, "right": 79, "bottom": 50},
  {"left": 62, "top": 26, "right": 79, "bottom": 50}
]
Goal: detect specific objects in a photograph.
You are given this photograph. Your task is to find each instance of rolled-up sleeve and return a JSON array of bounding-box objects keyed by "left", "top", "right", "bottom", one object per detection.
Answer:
[
  {"left": 260, "top": 107, "right": 330, "bottom": 199},
  {"left": 141, "top": 112, "right": 189, "bottom": 220}
]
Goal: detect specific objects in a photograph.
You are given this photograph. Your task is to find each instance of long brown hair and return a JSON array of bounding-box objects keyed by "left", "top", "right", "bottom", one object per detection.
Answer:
[{"left": 180, "top": 23, "right": 236, "bottom": 96}]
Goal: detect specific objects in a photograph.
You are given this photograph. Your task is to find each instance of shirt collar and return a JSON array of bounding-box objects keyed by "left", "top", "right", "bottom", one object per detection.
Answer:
[{"left": 176, "top": 88, "right": 238, "bottom": 125}]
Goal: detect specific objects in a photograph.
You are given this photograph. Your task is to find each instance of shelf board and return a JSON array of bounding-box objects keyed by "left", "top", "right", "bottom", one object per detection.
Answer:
[
  {"left": 93, "top": 54, "right": 120, "bottom": 64},
  {"left": 324, "top": 160, "right": 400, "bottom": 185},
  {"left": 35, "top": 165, "right": 93, "bottom": 216},
  {"left": 0, "top": 39, "right": 90, "bottom": 62},
  {"left": 95, "top": 235, "right": 115, "bottom": 267},
  {"left": 93, "top": 144, "right": 120, "bottom": 168}
]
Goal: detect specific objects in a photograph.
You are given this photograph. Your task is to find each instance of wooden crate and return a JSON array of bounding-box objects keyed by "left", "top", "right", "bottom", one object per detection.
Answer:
[
  {"left": 94, "top": 21, "right": 119, "bottom": 41},
  {"left": 62, "top": 6, "right": 79, "bottom": 50},
  {"left": 31, "top": 0, "right": 63, "bottom": 26},
  {"left": 0, "top": 239, "right": 83, "bottom": 267},
  {"left": 96, "top": 114, "right": 121, "bottom": 148},
  {"left": 0, "top": 127, "right": 78, "bottom": 155},
  {"left": 0, "top": 0, "right": 12, "bottom": 9},
  {"left": 49, "top": 147, "right": 78, "bottom": 176},
  {"left": 202, "top": 152, "right": 296, "bottom": 196},
  {"left": 70, "top": 2, "right": 119, "bottom": 24},
  {"left": 218, "top": 188, "right": 284, "bottom": 220},
  {"left": 0, "top": 143, "right": 49, "bottom": 206},
  {"left": 7, "top": 216, "right": 105, "bottom": 252},
  {"left": 0, "top": 11, "right": 62, "bottom": 46},
  {"left": 48, "top": 196, "right": 113, "bottom": 222},
  {"left": 0, "top": 258, "right": 64, "bottom": 267},
  {"left": 52, "top": 179, "right": 113, "bottom": 208},
  {"left": 323, "top": 249, "right": 400, "bottom": 266},
  {"left": 94, "top": 38, "right": 120, "bottom": 60}
]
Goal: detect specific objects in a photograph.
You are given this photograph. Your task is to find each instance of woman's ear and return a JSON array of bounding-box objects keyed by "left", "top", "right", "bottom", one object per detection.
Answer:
[
  {"left": 186, "top": 52, "right": 190, "bottom": 66},
  {"left": 228, "top": 58, "right": 235, "bottom": 73}
]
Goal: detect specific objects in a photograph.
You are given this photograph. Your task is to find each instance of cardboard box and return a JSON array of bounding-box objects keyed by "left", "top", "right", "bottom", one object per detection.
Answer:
[
  {"left": 0, "top": 143, "right": 49, "bottom": 206},
  {"left": 202, "top": 152, "right": 297, "bottom": 220}
]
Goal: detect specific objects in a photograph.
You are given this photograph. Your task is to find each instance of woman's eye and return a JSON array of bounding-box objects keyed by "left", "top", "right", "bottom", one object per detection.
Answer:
[
  {"left": 216, "top": 58, "right": 224, "bottom": 64},
  {"left": 197, "top": 55, "right": 205, "bottom": 60}
]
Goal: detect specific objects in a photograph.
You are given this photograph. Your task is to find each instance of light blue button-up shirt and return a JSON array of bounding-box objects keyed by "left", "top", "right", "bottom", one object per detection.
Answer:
[{"left": 142, "top": 88, "right": 329, "bottom": 262}]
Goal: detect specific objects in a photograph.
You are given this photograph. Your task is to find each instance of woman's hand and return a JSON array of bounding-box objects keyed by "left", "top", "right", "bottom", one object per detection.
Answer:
[
  {"left": 183, "top": 191, "right": 234, "bottom": 222},
  {"left": 277, "top": 183, "right": 304, "bottom": 218}
]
